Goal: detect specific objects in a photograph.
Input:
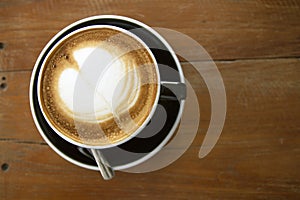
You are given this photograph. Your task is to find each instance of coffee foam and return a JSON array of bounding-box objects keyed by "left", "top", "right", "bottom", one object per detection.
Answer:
[{"left": 40, "top": 27, "right": 158, "bottom": 146}]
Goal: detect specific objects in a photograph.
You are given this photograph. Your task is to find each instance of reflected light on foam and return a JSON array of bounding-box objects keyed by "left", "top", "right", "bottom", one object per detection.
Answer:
[
  {"left": 73, "top": 47, "right": 95, "bottom": 68},
  {"left": 58, "top": 68, "right": 77, "bottom": 111}
]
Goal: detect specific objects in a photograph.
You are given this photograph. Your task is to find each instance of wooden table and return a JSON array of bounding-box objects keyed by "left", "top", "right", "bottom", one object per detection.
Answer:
[{"left": 1, "top": 0, "right": 300, "bottom": 199}]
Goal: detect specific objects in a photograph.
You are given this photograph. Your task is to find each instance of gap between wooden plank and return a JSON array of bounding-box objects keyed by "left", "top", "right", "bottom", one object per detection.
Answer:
[
  {"left": 0, "top": 138, "right": 47, "bottom": 145},
  {"left": 1, "top": 56, "right": 300, "bottom": 73}
]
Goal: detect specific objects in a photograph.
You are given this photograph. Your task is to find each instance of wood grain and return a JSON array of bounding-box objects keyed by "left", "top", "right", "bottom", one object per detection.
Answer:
[
  {"left": 1, "top": 0, "right": 300, "bottom": 71},
  {"left": 1, "top": 0, "right": 300, "bottom": 199}
]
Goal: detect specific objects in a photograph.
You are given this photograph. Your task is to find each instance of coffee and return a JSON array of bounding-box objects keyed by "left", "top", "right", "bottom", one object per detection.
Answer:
[{"left": 39, "top": 26, "right": 159, "bottom": 146}]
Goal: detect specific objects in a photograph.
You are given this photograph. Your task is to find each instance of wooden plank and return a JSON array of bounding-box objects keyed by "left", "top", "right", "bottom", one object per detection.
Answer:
[
  {"left": 0, "top": 70, "right": 41, "bottom": 142},
  {"left": 1, "top": 58, "right": 299, "bottom": 141},
  {"left": 0, "top": 134, "right": 299, "bottom": 199},
  {"left": 1, "top": 0, "right": 300, "bottom": 71}
]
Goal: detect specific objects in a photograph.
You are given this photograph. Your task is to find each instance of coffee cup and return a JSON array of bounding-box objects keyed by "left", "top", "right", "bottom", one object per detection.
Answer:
[{"left": 30, "top": 16, "right": 186, "bottom": 180}]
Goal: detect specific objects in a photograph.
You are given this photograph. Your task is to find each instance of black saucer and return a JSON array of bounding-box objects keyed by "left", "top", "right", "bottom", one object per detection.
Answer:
[{"left": 31, "top": 16, "right": 184, "bottom": 170}]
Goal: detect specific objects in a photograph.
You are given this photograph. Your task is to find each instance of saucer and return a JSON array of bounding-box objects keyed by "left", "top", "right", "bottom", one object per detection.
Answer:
[{"left": 29, "top": 15, "right": 185, "bottom": 170}]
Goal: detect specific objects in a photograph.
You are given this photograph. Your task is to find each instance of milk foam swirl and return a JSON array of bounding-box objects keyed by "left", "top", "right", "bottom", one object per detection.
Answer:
[{"left": 58, "top": 46, "right": 140, "bottom": 122}]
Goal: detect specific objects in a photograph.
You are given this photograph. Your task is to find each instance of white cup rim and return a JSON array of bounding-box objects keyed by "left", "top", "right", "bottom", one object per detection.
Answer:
[{"left": 36, "top": 24, "right": 161, "bottom": 149}]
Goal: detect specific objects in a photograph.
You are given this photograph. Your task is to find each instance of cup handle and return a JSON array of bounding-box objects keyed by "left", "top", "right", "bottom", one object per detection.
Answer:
[
  {"left": 161, "top": 81, "right": 186, "bottom": 101},
  {"left": 90, "top": 149, "right": 115, "bottom": 180}
]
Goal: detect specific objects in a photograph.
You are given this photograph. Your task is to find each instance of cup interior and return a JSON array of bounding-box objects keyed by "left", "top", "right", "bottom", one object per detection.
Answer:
[{"left": 37, "top": 24, "right": 161, "bottom": 149}]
